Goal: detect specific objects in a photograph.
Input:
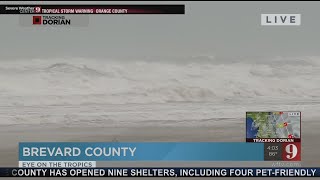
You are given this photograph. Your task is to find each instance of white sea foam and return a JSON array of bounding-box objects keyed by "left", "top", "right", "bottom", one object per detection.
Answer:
[
  {"left": 0, "top": 56, "right": 319, "bottom": 105},
  {"left": 0, "top": 56, "right": 319, "bottom": 125}
]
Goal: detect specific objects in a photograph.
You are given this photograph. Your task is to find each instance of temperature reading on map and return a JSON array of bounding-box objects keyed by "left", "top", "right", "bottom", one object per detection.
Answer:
[{"left": 264, "top": 143, "right": 282, "bottom": 161}]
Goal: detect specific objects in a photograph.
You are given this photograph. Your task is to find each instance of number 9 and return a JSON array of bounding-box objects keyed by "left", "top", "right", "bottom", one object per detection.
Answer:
[{"left": 285, "top": 144, "right": 298, "bottom": 159}]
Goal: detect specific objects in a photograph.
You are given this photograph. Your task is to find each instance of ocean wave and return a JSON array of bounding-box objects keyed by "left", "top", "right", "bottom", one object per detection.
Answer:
[{"left": 0, "top": 56, "right": 319, "bottom": 105}]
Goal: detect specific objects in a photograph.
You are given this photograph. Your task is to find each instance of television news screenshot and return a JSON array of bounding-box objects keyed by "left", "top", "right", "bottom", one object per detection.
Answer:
[{"left": 0, "top": 1, "right": 319, "bottom": 180}]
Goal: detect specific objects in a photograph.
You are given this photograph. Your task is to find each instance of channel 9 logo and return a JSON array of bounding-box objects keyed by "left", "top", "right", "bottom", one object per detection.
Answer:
[
  {"left": 35, "top": 6, "right": 41, "bottom": 13},
  {"left": 282, "top": 143, "right": 301, "bottom": 161}
]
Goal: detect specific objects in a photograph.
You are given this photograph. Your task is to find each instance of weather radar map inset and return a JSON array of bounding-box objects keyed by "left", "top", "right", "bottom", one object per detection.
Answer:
[{"left": 246, "top": 111, "right": 301, "bottom": 142}]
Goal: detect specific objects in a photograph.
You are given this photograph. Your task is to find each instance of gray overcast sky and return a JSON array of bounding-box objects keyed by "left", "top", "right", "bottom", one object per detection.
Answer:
[{"left": 1, "top": 1, "right": 320, "bottom": 59}]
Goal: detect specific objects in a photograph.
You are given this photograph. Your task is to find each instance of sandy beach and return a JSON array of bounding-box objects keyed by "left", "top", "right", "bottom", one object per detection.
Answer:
[{"left": 0, "top": 110, "right": 319, "bottom": 180}]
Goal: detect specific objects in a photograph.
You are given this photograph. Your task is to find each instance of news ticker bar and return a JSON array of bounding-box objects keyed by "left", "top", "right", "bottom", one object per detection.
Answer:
[
  {"left": 0, "top": 168, "right": 318, "bottom": 177},
  {"left": 19, "top": 142, "right": 301, "bottom": 161},
  {"left": 0, "top": 5, "right": 185, "bottom": 14}
]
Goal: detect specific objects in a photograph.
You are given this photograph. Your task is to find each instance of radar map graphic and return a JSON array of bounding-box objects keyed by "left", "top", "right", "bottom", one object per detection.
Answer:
[{"left": 246, "top": 112, "right": 301, "bottom": 139}]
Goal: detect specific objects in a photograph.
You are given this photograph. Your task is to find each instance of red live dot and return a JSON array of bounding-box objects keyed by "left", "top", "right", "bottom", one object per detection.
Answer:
[
  {"left": 288, "top": 134, "right": 294, "bottom": 138},
  {"left": 284, "top": 122, "right": 288, "bottom": 127},
  {"left": 279, "top": 112, "right": 283, "bottom": 114}
]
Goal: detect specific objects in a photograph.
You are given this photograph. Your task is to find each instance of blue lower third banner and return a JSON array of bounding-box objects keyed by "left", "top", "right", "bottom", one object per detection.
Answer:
[
  {"left": 19, "top": 142, "right": 263, "bottom": 161},
  {"left": 1, "top": 168, "right": 319, "bottom": 177}
]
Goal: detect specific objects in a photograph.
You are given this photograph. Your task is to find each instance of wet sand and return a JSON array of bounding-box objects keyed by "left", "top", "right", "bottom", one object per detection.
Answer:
[{"left": 0, "top": 118, "right": 319, "bottom": 180}]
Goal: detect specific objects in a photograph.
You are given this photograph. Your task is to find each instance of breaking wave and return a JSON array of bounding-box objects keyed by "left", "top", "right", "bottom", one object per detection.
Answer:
[{"left": 0, "top": 56, "right": 319, "bottom": 105}]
